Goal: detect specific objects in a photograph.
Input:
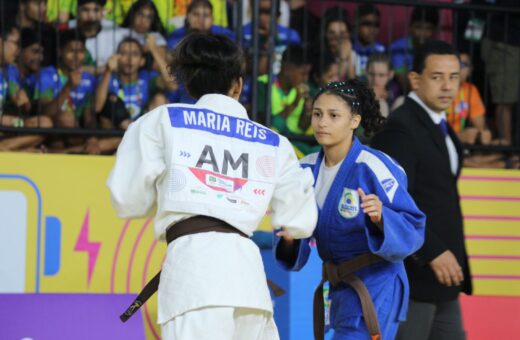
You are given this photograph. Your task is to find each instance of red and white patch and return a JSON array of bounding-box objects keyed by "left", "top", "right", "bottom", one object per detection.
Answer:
[{"left": 190, "top": 167, "right": 248, "bottom": 193}]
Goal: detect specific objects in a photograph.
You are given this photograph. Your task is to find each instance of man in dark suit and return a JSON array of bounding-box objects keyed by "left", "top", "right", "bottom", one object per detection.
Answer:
[{"left": 371, "top": 40, "right": 472, "bottom": 340}]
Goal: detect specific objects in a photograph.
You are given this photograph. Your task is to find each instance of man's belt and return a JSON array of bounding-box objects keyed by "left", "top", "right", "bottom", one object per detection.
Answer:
[
  {"left": 120, "top": 215, "right": 285, "bottom": 322},
  {"left": 313, "top": 253, "right": 384, "bottom": 340}
]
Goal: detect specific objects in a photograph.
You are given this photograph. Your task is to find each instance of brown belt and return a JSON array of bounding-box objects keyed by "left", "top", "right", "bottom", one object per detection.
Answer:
[
  {"left": 120, "top": 215, "right": 284, "bottom": 322},
  {"left": 313, "top": 253, "right": 384, "bottom": 340}
]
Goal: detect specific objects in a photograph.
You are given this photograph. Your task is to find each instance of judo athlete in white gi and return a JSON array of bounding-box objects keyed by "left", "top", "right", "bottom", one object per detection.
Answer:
[
  {"left": 107, "top": 33, "right": 318, "bottom": 340},
  {"left": 275, "top": 80, "right": 426, "bottom": 340}
]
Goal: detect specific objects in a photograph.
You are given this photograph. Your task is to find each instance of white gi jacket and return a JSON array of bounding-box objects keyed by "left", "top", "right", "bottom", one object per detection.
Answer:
[{"left": 107, "top": 94, "right": 317, "bottom": 323}]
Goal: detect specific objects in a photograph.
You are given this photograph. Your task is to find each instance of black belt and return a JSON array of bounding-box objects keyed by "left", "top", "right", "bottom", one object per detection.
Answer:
[{"left": 120, "top": 215, "right": 284, "bottom": 322}]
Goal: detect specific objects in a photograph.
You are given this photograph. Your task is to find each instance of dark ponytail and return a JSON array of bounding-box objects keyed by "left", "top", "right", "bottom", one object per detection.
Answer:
[
  {"left": 313, "top": 79, "right": 386, "bottom": 136},
  {"left": 169, "top": 33, "right": 244, "bottom": 99}
]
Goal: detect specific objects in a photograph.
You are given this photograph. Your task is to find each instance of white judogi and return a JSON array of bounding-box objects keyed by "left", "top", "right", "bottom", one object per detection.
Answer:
[{"left": 107, "top": 94, "right": 317, "bottom": 338}]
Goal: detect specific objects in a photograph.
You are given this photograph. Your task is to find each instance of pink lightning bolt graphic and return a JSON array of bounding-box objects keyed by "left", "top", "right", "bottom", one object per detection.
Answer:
[{"left": 74, "top": 209, "right": 101, "bottom": 286}]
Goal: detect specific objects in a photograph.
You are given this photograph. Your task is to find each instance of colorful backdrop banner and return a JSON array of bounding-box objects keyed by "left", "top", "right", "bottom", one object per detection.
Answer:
[{"left": 0, "top": 152, "right": 519, "bottom": 339}]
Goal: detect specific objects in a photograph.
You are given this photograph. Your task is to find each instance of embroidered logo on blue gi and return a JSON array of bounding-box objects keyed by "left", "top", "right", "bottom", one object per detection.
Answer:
[
  {"left": 381, "top": 178, "right": 395, "bottom": 193},
  {"left": 338, "top": 188, "right": 359, "bottom": 219}
]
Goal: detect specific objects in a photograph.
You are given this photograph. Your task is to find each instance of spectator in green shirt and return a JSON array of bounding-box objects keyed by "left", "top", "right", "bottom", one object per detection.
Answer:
[
  {"left": 257, "top": 44, "right": 321, "bottom": 155},
  {"left": 256, "top": 44, "right": 310, "bottom": 134}
]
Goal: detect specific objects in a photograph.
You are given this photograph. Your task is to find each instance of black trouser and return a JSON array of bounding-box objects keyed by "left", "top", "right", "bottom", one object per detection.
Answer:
[{"left": 396, "top": 298, "right": 466, "bottom": 340}]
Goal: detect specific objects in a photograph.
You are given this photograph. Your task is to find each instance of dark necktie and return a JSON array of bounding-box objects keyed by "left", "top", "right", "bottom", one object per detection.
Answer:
[{"left": 438, "top": 119, "right": 449, "bottom": 137}]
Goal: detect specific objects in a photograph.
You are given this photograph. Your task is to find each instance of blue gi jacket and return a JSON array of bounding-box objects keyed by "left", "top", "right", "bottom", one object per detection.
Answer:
[{"left": 275, "top": 137, "right": 426, "bottom": 333}]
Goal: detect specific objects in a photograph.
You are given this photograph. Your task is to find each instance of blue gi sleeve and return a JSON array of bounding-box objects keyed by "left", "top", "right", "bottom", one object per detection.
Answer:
[
  {"left": 365, "top": 201, "right": 425, "bottom": 262},
  {"left": 273, "top": 233, "right": 312, "bottom": 271},
  {"left": 362, "top": 156, "right": 426, "bottom": 262}
]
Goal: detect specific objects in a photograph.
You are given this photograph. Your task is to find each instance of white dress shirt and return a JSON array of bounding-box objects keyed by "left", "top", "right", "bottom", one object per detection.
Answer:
[{"left": 409, "top": 92, "right": 459, "bottom": 175}]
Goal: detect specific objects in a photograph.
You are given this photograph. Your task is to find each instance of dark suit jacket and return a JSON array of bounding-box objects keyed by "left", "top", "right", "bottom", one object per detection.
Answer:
[{"left": 371, "top": 97, "right": 472, "bottom": 302}]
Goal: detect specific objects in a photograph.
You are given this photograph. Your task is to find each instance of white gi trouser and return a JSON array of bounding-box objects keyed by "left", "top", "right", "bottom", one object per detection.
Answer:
[{"left": 161, "top": 306, "right": 280, "bottom": 340}]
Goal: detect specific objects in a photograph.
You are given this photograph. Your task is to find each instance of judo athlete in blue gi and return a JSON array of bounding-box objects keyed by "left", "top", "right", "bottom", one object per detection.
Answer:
[{"left": 275, "top": 80, "right": 426, "bottom": 340}]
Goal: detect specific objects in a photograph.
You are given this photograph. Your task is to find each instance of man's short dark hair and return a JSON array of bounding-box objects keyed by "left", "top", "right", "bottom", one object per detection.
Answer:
[
  {"left": 410, "top": 7, "right": 439, "bottom": 27},
  {"left": 282, "top": 44, "right": 307, "bottom": 67},
  {"left": 412, "top": 40, "right": 459, "bottom": 74}
]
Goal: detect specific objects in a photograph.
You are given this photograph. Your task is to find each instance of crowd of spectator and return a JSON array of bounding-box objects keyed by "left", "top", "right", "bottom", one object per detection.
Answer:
[{"left": 0, "top": 0, "right": 518, "bottom": 167}]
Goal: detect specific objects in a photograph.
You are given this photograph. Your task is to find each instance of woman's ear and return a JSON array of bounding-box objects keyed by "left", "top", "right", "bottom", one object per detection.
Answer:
[
  {"left": 351, "top": 114, "right": 361, "bottom": 130},
  {"left": 228, "top": 77, "right": 243, "bottom": 100}
]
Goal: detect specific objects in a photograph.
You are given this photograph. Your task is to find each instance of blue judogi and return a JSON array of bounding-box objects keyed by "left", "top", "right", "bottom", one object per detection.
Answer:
[
  {"left": 0, "top": 64, "right": 22, "bottom": 113},
  {"left": 275, "top": 137, "right": 425, "bottom": 339},
  {"left": 35, "top": 66, "right": 96, "bottom": 119}
]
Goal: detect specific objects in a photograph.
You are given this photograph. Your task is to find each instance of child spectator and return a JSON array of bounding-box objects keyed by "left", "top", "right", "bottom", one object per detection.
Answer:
[
  {"left": 36, "top": 30, "right": 96, "bottom": 126},
  {"left": 1, "top": 24, "right": 30, "bottom": 117},
  {"left": 319, "top": 6, "right": 357, "bottom": 80},
  {"left": 353, "top": 4, "right": 386, "bottom": 77},
  {"left": 35, "top": 29, "right": 99, "bottom": 153},
  {"left": 95, "top": 37, "right": 174, "bottom": 154},
  {"left": 389, "top": 7, "right": 439, "bottom": 92},
  {"left": 167, "top": 0, "right": 235, "bottom": 50},
  {"left": 447, "top": 52, "right": 491, "bottom": 144},
  {"left": 243, "top": 0, "right": 300, "bottom": 48},
  {"left": 243, "top": 0, "right": 301, "bottom": 74},
  {"left": 0, "top": 21, "right": 52, "bottom": 151},
  {"left": 16, "top": 0, "right": 58, "bottom": 67},
  {"left": 256, "top": 44, "right": 310, "bottom": 134},
  {"left": 18, "top": 28, "right": 44, "bottom": 111},
  {"left": 165, "top": 0, "right": 235, "bottom": 105},
  {"left": 160, "top": 0, "right": 228, "bottom": 33},
  {"left": 308, "top": 52, "right": 340, "bottom": 99},
  {"left": 445, "top": 52, "right": 516, "bottom": 169},
  {"left": 95, "top": 37, "right": 171, "bottom": 130},
  {"left": 257, "top": 44, "right": 318, "bottom": 155},
  {"left": 366, "top": 53, "right": 402, "bottom": 118},
  {"left": 121, "top": 0, "right": 168, "bottom": 69}
]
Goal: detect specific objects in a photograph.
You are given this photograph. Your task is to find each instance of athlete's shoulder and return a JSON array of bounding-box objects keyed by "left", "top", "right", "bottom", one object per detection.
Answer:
[
  {"left": 300, "top": 152, "right": 319, "bottom": 166},
  {"left": 355, "top": 146, "right": 404, "bottom": 202},
  {"left": 359, "top": 145, "right": 406, "bottom": 174}
]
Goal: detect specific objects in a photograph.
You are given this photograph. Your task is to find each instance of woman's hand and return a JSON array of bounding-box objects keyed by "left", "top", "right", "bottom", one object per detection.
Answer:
[
  {"left": 338, "top": 39, "right": 352, "bottom": 61},
  {"left": 358, "top": 188, "right": 383, "bottom": 229},
  {"left": 276, "top": 228, "right": 295, "bottom": 246},
  {"left": 145, "top": 34, "right": 157, "bottom": 53}
]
